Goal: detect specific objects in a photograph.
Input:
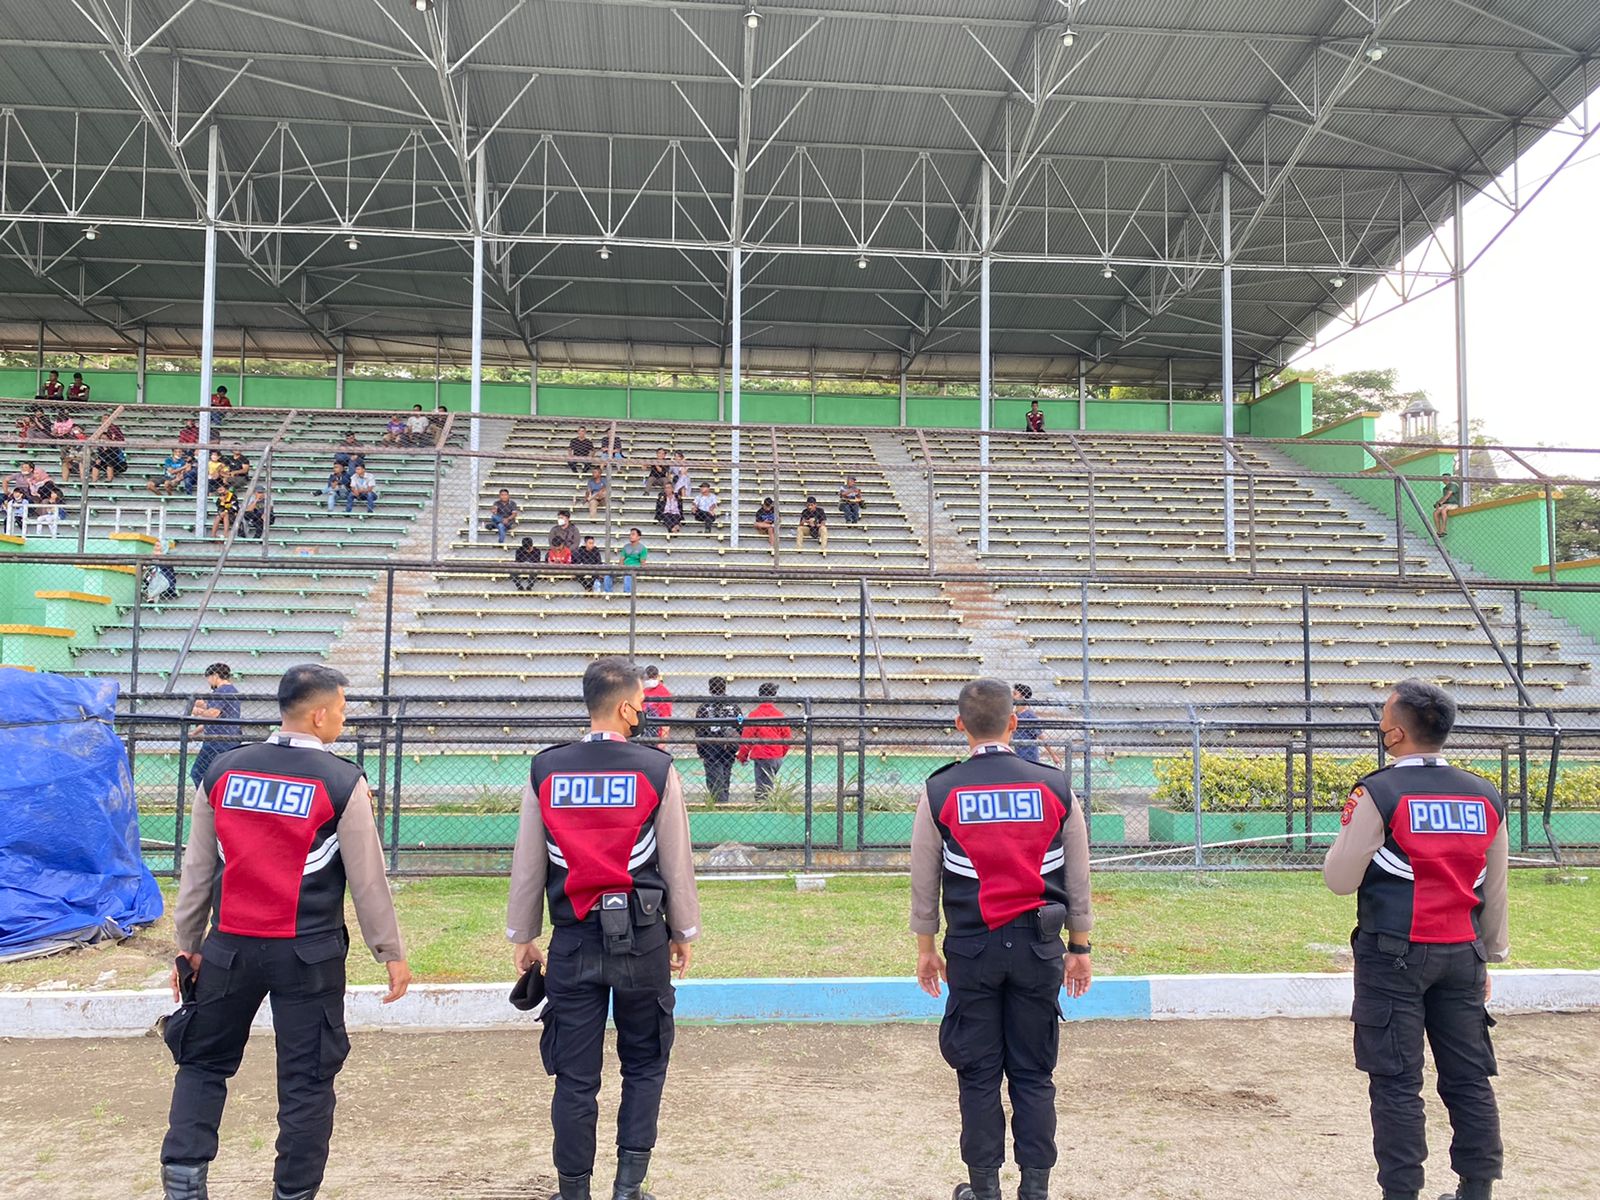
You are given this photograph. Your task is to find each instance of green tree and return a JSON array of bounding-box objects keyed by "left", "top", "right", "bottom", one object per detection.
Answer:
[{"left": 1274, "top": 366, "right": 1428, "bottom": 429}]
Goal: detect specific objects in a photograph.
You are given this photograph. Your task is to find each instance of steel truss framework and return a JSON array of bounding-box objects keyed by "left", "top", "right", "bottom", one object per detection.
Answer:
[{"left": 0, "top": 0, "right": 1595, "bottom": 397}]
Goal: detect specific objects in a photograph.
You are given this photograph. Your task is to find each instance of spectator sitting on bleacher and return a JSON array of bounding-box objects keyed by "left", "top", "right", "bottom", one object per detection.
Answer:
[
  {"left": 599, "top": 433, "right": 625, "bottom": 464},
  {"left": 567, "top": 427, "right": 594, "bottom": 474},
  {"left": 573, "top": 535, "right": 611, "bottom": 593},
  {"left": 753, "top": 496, "right": 777, "bottom": 553},
  {"left": 240, "top": 487, "right": 271, "bottom": 539},
  {"left": 645, "top": 448, "right": 671, "bottom": 496},
  {"left": 66, "top": 372, "right": 90, "bottom": 404},
  {"left": 1434, "top": 478, "right": 1462, "bottom": 536},
  {"left": 489, "top": 488, "right": 520, "bottom": 543},
  {"left": 3, "top": 487, "right": 26, "bottom": 535},
  {"left": 19, "top": 403, "right": 50, "bottom": 443},
  {"left": 41, "top": 371, "right": 63, "bottom": 403},
  {"left": 431, "top": 404, "right": 449, "bottom": 439},
  {"left": 346, "top": 464, "right": 379, "bottom": 514},
  {"left": 549, "top": 509, "right": 580, "bottom": 553},
  {"left": 546, "top": 533, "right": 573, "bottom": 572},
  {"left": 205, "top": 450, "right": 226, "bottom": 493},
  {"left": 333, "top": 431, "right": 365, "bottom": 472},
  {"left": 404, "top": 404, "right": 431, "bottom": 446},
  {"left": 220, "top": 448, "right": 250, "bottom": 490},
  {"left": 211, "top": 484, "right": 240, "bottom": 539},
  {"left": 671, "top": 451, "right": 692, "bottom": 498},
  {"left": 619, "top": 527, "right": 647, "bottom": 595},
  {"left": 88, "top": 419, "right": 126, "bottom": 482},
  {"left": 1026, "top": 399, "right": 1045, "bottom": 433},
  {"left": 796, "top": 495, "right": 828, "bottom": 553},
  {"left": 147, "top": 450, "right": 192, "bottom": 495},
  {"left": 145, "top": 546, "right": 179, "bottom": 603},
  {"left": 692, "top": 483, "right": 719, "bottom": 530},
  {"left": 511, "top": 537, "right": 540, "bottom": 591},
  {"left": 51, "top": 410, "right": 85, "bottom": 480},
  {"left": 838, "top": 476, "right": 864, "bottom": 524},
  {"left": 655, "top": 480, "right": 683, "bottom": 536},
  {"left": 177, "top": 415, "right": 200, "bottom": 447},
  {"left": 737, "top": 682, "right": 792, "bottom": 802},
  {"left": 319, "top": 462, "right": 351, "bottom": 512},
  {"left": 208, "top": 384, "right": 231, "bottom": 426},
  {"left": 584, "top": 466, "right": 609, "bottom": 519},
  {"left": 381, "top": 413, "right": 407, "bottom": 446}
]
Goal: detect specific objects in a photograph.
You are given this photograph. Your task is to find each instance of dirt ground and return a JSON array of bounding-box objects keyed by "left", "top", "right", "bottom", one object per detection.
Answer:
[{"left": 4, "top": 1014, "right": 1596, "bottom": 1200}]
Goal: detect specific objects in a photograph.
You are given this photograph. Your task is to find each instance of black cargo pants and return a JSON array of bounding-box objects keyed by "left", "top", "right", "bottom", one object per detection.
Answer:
[
  {"left": 939, "top": 915, "right": 1065, "bottom": 1170},
  {"left": 539, "top": 918, "right": 677, "bottom": 1177},
  {"left": 161, "top": 929, "right": 352, "bottom": 1195},
  {"left": 1351, "top": 929, "right": 1502, "bottom": 1195}
]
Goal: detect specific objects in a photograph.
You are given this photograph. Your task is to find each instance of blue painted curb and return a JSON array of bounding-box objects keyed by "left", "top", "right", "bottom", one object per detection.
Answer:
[{"left": 672, "top": 976, "right": 1153, "bottom": 1023}]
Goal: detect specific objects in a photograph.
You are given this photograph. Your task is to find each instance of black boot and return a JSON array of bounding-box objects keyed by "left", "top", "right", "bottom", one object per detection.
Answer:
[
  {"left": 1439, "top": 1183, "right": 1493, "bottom": 1200},
  {"left": 953, "top": 1167, "right": 1002, "bottom": 1200},
  {"left": 1382, "top": 1192, "right": 1419, "bottom": 1200},
  {"left": 611, "top": 1150, "right": 655, "bottom": 1200},
  {"left": 548, "top": 1172, "right": 592, "bottom": 1200},
  {"left": 1018, "top": 1167, "right": 1050, "bottom": 1200},
  {"left": 272, "top": 1187, "right": 317, "bottom": 1200},
  {"left": 160, "top": 1164, "right": 208, "bottom": 1200}
]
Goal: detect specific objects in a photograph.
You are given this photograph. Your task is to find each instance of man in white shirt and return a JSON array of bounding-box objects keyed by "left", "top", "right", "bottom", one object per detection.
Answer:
[
  {"left": 346, "top": 465, "right": 379, "bottom": 514},
  {"left": 692, "top": 484, "right": 719, "bottom": 530}
]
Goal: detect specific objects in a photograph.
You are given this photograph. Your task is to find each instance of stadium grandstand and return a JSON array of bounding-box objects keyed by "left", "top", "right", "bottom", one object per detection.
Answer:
[{"left": 2, "top": 0, "right": 1600, "bottom": 871}]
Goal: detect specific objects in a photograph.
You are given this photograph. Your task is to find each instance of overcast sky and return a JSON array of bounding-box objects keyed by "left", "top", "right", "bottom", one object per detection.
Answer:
[{"left": 1296, "top": 105, "right": 1599, "bottom": 453}]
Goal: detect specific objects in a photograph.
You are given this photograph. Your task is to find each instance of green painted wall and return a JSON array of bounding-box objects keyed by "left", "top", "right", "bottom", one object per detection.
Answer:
[
  {"left": 439, "top": 380, "right": 529, "bottom": 416},
  {"left": 252, "top": 377, "right": 337, "bottom": 410},
  {"left": 538, "top": 385, "right": 627, "bottom": 419},
  {"left": 1445, "top": 494, "right": 1552, "bottom": 581},
  {"left": 1530, "top": 561, "right": 1600, "bottom": 644},
  {"left": 1246, "top": 381, "right": 1313, "bottom": 439},
  {"left": 1280, "top": 412, "right": 1377, "bottom": 476},
  {"left": 343, "top": 378, "right": 437, "bottom": 411},
  {"left": 632, "top": 389, "right": 720, "bottom": 422},
  {"left": 815, "top": 394, "right": 900, "bottom": 427},
  {"left": 0, "top": 369, "right": 38, "bottom": 398}
]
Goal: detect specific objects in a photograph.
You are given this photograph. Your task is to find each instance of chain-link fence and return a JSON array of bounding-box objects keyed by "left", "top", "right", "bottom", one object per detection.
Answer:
[{"left": 121, "top": 692, "right": 1589, "bottom": 880}]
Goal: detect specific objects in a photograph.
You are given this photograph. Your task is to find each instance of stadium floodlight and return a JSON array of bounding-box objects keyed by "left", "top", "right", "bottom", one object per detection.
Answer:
[
  {"left": 412, "top": 0, "right": 434, "bottom": 13},
  {"left": 1061, "top": 27, "right": 1076, "bottom": 48},
  {"left": 745, "top": 7, "right": 761, "bottom": 28},
  {"left": 346, "top": 233, "right": 360, "bottom": 251},
  {"left": 1366, "top": 44, "right": 1386, "bottom": 62},
  {"left": 1101, "top": 263, "right": 1114, "bottom": 279},
  {"left": 1330, "top": 273, "right": 1347, "bottom": 288},
  {"left": 856, "top": 254, "right": 868, "bottom": 270},
  {"left": 598, "top": 243, "right": 612, "bottom": 260},
  {"left": 83, "top": 225, "right": 99, "bottom": 241}
]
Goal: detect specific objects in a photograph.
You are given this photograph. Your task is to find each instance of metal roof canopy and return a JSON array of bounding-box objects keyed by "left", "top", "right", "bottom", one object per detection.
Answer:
[{"left": 0, "top": 0, "right": 1596, "bottom": 388}]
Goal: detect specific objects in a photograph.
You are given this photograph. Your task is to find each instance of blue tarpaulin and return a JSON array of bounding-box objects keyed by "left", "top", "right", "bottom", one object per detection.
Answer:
[{"left": 0, "top": 669, "right": 164, "bottom": 960}]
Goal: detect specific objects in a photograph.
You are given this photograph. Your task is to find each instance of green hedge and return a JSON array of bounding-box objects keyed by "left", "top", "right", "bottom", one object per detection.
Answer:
[{"left": 1153, "top": 752, "right": 1600, "bottom": 812}]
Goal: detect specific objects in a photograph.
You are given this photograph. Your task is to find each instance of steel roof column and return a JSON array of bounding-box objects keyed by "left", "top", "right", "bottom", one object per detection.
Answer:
[
  {"left": 469, "top": 147, "right": 485, "bottom": 545},
  {"left": 898, "top": 361, "right": 907, "bottom": 427},
  {"left": 136, "top": 325, "right": 148, "bottom": 405},
  {"left": 1454, "top": 178, "right": 1470, "bottom": 506},
  {"left": 730, "top": 247, "right": 742, "bottom": 549},
  {"left": 979, "top": 164, "right": 991, "bottom": 556},
  {"left": 195, "top": 123, "right": 219, "bottom": 541},
  {"left": 1220, "top": 168, "right": 1236, "bottom": 560},
  {"left": 530, "top": 346, "right": 539, "bottom": 416},
  {"left": 1077, "top": 360, "right": 1086, "bottom": 430},
  {"left": 334, "top": 335, "right": 345, "bottom": 410}
]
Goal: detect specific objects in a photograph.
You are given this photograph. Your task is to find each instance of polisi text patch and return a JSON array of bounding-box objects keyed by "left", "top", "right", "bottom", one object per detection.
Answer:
[
  {"left": 219, "top": 773, "right": 317, "bottom": 819},
  {"left": 550, "top": 773, "right": 639, "bottom": 808},
  {"left": 955, "top": 786, "right": 1044, "bottom": 824}
]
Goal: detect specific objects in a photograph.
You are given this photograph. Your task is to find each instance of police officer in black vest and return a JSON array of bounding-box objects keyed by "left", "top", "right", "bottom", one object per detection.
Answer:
[
  {"left": 509, "top": 657, "right": 703, "bottom": 1200},
  {"left": 160, "top": 664, "right": 411, "bottom": 1200},
  {"left": 1325, "top": 680, "right": 1509, "bottom": 1200},
  {"left": 910, "top": 678, "right": 1094, "bottom": 1200}
]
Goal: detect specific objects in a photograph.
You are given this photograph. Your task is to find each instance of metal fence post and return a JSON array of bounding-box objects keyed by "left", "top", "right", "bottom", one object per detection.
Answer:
[
  {"left": 380, "top": 567, "right": 396, "bottom": 699},
  {"left": 1078, "top": 580, "right": 1091, "bottom": 707},
  {"left": 1189, "top": 706, "right": 1204, "bottom": 869},
  {"left": 627, "top": 581, "right": 638, "bottom": 661},
  {"left": 430, "top": 448, "right": 442, "bottom": 561},
  {"left": 76, "top": 470, "right": 90, "bottom": 552},
  {"left": 389, "top": 698, "right": 407, "bottom": 872},
  {"left": 803, "top": 698, "right": 815, "bottom": 871},
  {"left": 1544, "top": 482, "right": 1559, "bottom": 578},
  {"left": 1393, "top": 475, "right": 1407, "bottom": 580},
  {"left": 1301, "top": 584, "right": 1313, "bottom": 719},
  {"left": 174, "top": 724, "right": 192, "bottom": 876}
]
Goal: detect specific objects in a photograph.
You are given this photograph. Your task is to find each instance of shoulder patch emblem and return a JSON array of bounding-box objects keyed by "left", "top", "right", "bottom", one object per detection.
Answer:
[{"left": 1340, "top": 787, "right": 1365, "bottom": 826}]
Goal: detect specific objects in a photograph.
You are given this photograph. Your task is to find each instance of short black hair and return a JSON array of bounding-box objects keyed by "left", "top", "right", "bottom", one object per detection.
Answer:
[
  {"left": 958, "top": 677, "right": 1014, "bottom": 739},
  {"left": 629, "top": 527, "right": 641, "bottom": 536},
  {"left": 277, "top": 664, "right": 348, "bottom": 715},
  {"left": 216, "top": 385, "right": 227, "bottom": 394},
  {"left": 583, "top": 656, "right": 641, "bottom": 717},
  {"left": 759, "top": 682, "right": 779, "bottom": 698},
  {"left": 520, "top": 536, "right": 533, "bottom": 548},
  {"left": 708, "top": 676, "right": 726, "bottom": 695},
  {"left": 557, "top": 508, "right": 570, "bottom": 518},
  {"left": 643, "top": 665, "right": 661, "bottom": 680},
  {"left": 1013, "top": 682, "right": 1032, "bottom": 700},
  {"left": 583, "top": 535, "right": 595, "bottom": 543},
  {"left": 204, "top": 662, "right": 232, "bottom": 680},
  {"left": 412, "top": 403, "right": 423, "bottom": 410},
  {"left": 805, "top": 495, "right": 817, "bottom": 504},
  {"left": 498, "top": 488, "right": 510, "bottom": 495},
  {"left": 1389, "top": 678, "right": 1457, "bottom": 749},
  {"left": 72, "top": 372, "right": 83, "bottom": 380}
]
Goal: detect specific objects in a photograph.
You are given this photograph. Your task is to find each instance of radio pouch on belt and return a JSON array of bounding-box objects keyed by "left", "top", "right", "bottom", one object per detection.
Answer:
[
  {"left": 632, "top": 887, "right": 665, "bottom": 927},
  {"left": 1035, "top": 902, "right": 1067, "bottom": 941},
  {"left": 600, "top": 892, "right": 635, "bottom": 955}
]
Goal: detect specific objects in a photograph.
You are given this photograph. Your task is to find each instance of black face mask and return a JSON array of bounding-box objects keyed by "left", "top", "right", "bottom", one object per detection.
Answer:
[{"left": 622, "top": 703, "right": 642, "bottom": 739}]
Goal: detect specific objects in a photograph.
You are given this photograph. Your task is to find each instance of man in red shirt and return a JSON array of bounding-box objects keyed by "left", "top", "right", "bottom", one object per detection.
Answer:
[
  {"left": 1025, "top": 400, "right": 1045, "bottom": 433},
  {"left": 42, "top": 370, "right": 63, "bottom": 402},
  {"left": 67, "top": 372, "right": 90, "bottom": 404},
  {"left": 737, "top": 682, "right": 792, "bottom": 801},
  {"left": 177, "top": 416, "right": 200, "bottom": 446},
  {"left": 641, "top": 665, "right": 673, "bottom": 743}
]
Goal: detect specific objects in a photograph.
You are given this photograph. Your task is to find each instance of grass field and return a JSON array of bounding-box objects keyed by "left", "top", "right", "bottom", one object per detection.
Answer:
[{"left": 2, "top": 870, "right": 1595, "bottom": 990}]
